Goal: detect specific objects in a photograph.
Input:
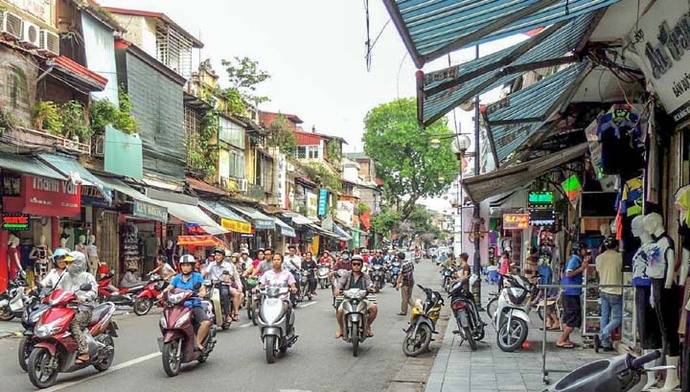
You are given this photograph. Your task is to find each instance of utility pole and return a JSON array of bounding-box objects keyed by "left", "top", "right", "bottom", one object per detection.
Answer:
[{"left": 472, "top": 44, "right": 482, "bottom": 308}]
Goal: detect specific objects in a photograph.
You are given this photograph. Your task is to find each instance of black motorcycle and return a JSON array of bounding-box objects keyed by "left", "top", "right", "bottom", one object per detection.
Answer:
[
  {"left": 448, "top": 278, "right": 485, "bottom": 351},
  {"left": 545, "top": 350, "right": 662, "bottom": 391},
  {"left": 371, "top": 264, "right": 385, "bottom": 291}
]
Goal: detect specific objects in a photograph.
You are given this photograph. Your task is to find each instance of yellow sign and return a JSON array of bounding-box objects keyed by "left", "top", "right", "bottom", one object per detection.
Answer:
[
  {"left": 310, "top": 235, "right": 320, "bottom": 255},
  {"left": 503, "top": 213, "right": 529, "bottom": 230},
  {"left": 221, "top": 218, "right": 252, "bottom": 234}
]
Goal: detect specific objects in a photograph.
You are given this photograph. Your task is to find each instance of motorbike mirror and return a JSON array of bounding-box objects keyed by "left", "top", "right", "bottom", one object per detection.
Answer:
[{"left": 79, "top": 283, "right": 92, "bottom": 291}]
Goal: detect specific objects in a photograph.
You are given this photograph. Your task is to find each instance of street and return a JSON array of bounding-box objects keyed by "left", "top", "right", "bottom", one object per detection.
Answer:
[{"left": 0, "top": 260, "right": 442, "bottom": 392}]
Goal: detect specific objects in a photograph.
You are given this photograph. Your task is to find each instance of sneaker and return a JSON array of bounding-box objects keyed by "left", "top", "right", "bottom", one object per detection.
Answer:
[{"left": 593, "top": 335, "right": 601, "bottom": 353}]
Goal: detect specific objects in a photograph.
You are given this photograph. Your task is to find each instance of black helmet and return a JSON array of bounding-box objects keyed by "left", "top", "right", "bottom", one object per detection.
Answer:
[
  {"left": 571, "top": 242, "right": 587, "bottom": 254},
  {"left": 603, "top": 236, "right": 618, "bottom": 250},
  {"left": 211, "top": 247, "right": 225, "bottom": 255}
]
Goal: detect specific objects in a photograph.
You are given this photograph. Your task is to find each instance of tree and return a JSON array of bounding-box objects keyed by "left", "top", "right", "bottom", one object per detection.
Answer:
[
  {"left": 267, "top": 114, "right": 297, "bottom": 155},
  {"left": 221, "top": 56, "right": 270, "bottom": 115},
  {"left": 363, "top": 98, "right": 458, "bottom": 221},
  {"left": 371, "top": 208, "right": 401, "bottom": 237}
]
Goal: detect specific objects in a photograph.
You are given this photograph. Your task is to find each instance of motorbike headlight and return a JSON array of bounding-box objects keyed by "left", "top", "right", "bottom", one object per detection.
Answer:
[
  {"left": 173, "top": 312, "right": 191, "bottom": 329},
  {"left": 35, "top": 315, "right": 69, "bottom": 337},
  {"left": 29, "top": 308, "right": 47, "bottom": 324}
]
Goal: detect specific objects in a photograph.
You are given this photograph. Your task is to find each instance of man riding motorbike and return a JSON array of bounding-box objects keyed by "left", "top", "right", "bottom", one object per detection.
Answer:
[
  {"left": 46, "top": 251, "right": 97, "bottom": 364},
  {"left": 159, "top": 254, "right": 211, "bottom": 351},
  {"left": 248, "top": 249, "right": 274, "bottom": 278},
  {"left": 334, "top": 255, "right": 377, "bottom": 338},
  {"left": 370, "top": 250, "right": 385, "bottom": 266},
  {"left": 203, "top": 248, "right": 243, "bottom": 322},
  {"left": 302, "top": 251, "right": 318, "bottom": 296},
  {"left": 284, "top": 245, "right": 302, "bottom": 273}
]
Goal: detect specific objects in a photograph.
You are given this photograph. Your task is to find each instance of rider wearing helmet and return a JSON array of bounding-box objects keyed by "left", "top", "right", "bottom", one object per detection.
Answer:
[
  {"left": 40, "top": 248, "right": 70, "bottom": 289},
  {"left": 334, "top": 254, "right": 377, "bottom": 338},
  {"left": 203, "top": 247, "right": 243, "bottom": 322},
  {"left": 159, "top": 254, "right": 211, "bottom": 351}
]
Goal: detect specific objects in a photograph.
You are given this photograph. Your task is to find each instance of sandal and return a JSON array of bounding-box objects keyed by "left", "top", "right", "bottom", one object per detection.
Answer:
[
  {"left": 75, "top": 353, "right": 89, "bottom": 364},
  {"left": 367, "top": 330, "right": 374, "bottom": 337},
  {"left": 556, "top": 342, "right": 575, "bottom": 349},
  {"left": 335, "top": 331, "right": 343, "bottom": 339}
]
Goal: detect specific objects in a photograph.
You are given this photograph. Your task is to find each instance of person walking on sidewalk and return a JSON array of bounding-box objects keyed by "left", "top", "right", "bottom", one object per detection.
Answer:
[
  {"left": 556, "top": 243, "right": 589, "bottom": 349},
  {"left": 396, "top": 252, "right": 415, "bottom": 316},
  {"left": 594, "top": 236, "right": 623, "bottom": 351}
]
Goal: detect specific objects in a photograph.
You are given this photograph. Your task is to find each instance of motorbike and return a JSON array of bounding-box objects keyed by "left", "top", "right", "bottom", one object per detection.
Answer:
[
  {"left": 338, "top": 288, "right": 372, "bottom": 357},
  {"left": 243, "top": 276, "right": 260, "bottom": 325},
  {"left": 371, "top": 264, "right": 385, "bottom": 291},
  {"left": 257, "top": 286, "right": 298, "bottom": 363},
  {"left": 18, "top": 287, "right": 50, "bottom": 372},
  {"left": 390, "top": 261, "right": 402, "bottom": 287},
  {"left": 209, "top": 277, "right": 233, "bottom": 330},
  {"left": 317, "top": 264, "right": 331, "bottom": 289},
  {"left": 493, "top": 274, "right": 537, "bottom": 352},
  {"left": 132, "top": 274, "right": 165, "bottom": 316},
  {"left": 0, "top": 272, "right": 29, "bottom": 321},
  {"left": 158, "top": 288, "right": 217, "bottom": 377},
  {"left": 298, "top": 270, "right": 312, "bottom": 302},
  {"left": 97, "top": 273, "right": 145, "bottom": 307},
  {"left": 403, "top": 285, "right": 443, "bottom": 357},
  {"left": 440, "top": 267, "right": 455, "bottom": 293},
  {"left": 27, "top": 285, "right": 118, "bottom": 389},
  {"left": 544, "top": 350, "right": 664, "bottom": 391},
  {"left": 449, "top": 277, "right": 486, "bottom": 351}
]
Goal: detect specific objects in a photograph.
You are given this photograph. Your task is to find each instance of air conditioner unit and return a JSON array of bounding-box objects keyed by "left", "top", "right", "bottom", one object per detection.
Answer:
[
  {"left": 39, "top": 29, "right": 59, "bottom": 56},
  {"left": 1, "top": 12, "right": 22, "bottom": 39},
  {"left": 237, "top": 179, "right": 248, "bottom": 192},
  {"left": 21, "top": 20, "right": 40, "bottom": 48}
]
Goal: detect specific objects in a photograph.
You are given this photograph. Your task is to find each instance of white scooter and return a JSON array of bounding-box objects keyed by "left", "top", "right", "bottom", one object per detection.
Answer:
[
  {"left": 493, "top": 274, "right": 538, "bottom": 352},
  {"left": 257, "top": 286, "right": 297, "bottom": 363}
]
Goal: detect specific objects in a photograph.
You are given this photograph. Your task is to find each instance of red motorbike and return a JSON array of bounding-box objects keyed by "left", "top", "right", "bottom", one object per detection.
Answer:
[
  {"left": 27, "top": 286, "right": 118, "bottom": 389},
  {"left": 158, "top": 288, "right": 217, "bottom": 377},
  {"left": 97, "top": 273, "right": 145, "bottom": 307},
  {"left": 133, "top": 274, "right": 166, "bottom": 316}
]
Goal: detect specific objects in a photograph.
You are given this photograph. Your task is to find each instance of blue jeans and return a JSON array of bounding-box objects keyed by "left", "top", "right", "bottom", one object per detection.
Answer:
[{"left": 599, "top": 292, "right": 622, "bottom": 347}]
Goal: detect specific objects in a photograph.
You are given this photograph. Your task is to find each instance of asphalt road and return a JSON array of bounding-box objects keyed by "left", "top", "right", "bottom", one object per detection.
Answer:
[{"left": 0, "top": 260, "right": 442, "bottom": 392}]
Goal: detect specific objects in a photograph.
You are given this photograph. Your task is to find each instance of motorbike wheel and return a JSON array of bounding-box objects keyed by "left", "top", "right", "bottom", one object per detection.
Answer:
[
  {"left": 486, "top": 298, "right": 498, "bottom": 320},
  {"left": 18, "top": 336, "right": 32, "bottom": 372},
  {"left": 162, "top": 340, "right": 182, "bottom": 377},
  {"left": 319, "top": 279, "right": 325, "bottom": 289},
  {"left": 497, "top": 318, "right": 528, "bottom": 352},
  {"left": 402, "top": 323, "right": 432, "bottom": 357},
  {"left": 28, "top": 347, "right": 59, "bottom": 388},
  {"left": 265, "top": 335, "right": 277, "bottom": 364},
  {"left": 247, "top": 298, "right": 254, "bottom": 323},
  {"left": 351, "top": 322, "right": 360, "bottom": 357},
  {"left": 0, "top": 306, "right": 15, "bottom": 321},
  {"left": 473, "top": 325, "right": 486, "bottom": 342},
  {"left": 463, "top": 326, "right": 477, "bottom": 351},
  {"left": 133, "top": 298, "right": 154, "bottom": 316},
  {"left": 93, "top": 335, "right": 115, "bottom": 371}
]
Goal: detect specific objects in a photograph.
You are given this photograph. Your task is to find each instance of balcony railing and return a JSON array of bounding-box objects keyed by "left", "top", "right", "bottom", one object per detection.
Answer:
[{"left": 2, "top": 127, "right": 91, "bottom": 155}]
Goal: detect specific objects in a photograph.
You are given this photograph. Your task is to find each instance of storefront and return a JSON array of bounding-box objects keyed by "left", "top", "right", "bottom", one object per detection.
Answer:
[
  {"left": 228, "top": 204, "right": 275, "bottom": 252},
  {"left": 199, "top": 200, "right": 252, "bottom": 251}
]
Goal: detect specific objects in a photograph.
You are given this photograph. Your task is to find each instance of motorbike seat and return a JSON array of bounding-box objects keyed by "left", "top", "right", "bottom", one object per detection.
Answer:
[{"left": 89, "top": 302, "right": 115, "bottom": 326}]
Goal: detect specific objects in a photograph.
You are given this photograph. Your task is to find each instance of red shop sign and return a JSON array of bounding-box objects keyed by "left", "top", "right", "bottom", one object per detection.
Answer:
[{"left": 3, "top": 175, "right": 81, "bottom": 217}]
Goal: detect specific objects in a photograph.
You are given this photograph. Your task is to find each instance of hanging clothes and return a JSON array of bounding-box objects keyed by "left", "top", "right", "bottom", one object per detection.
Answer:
[{"left": 597, "top": 104, "right": 645, "bottom": 175}]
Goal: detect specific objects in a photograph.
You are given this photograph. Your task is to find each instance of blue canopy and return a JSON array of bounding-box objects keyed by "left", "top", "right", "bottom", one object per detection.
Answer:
[
  {"left": 420, "top": 13, "right": 596, "bottom": 126},
  {"left": 384, "top": 0, "right": 619, "bottom": 68},
  {"left": 486, "top": 61, "right": 591, "bottom": 163}
]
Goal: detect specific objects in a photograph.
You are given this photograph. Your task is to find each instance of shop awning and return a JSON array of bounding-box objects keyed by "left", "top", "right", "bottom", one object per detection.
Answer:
[
  {"left": 176, "top": 235, "right": 229, "bottom": 249},
  {"left": 230, "top": 205, "right": 276, "bottom": 230},
  {"left": 309, "top": 223, "right": 345, "bottom": 241},
  {"left": 420, "top": 13, "right": 597, "bottom": 126},
  {"left": 38, "top": 153, "right": 111, "bottom": 201},
  {"left": 462, "top": 143, "right": 588, "bottom": 203},
  {"left": 280, "top": 212, "right": 316, "bottom": 226},
  {"left": 153, "top": 199, "right": 228, "bottom": 235},
  {"left": 0, "top": 153, "right": 66, "bottom": 180},
  {"left": 198, "top": 200, "right": 252, "bottom": 234},
  {"left": 96, "top": 176, "right": 168, "bottom": 223},
  {"left": 486, "top": 62, "right": 590, "bottom": 164},
  {"left": 383, "top": 0, "right": 618, "bottom": 68},
  {"left": 333, "top": 224, "right": 352, "bottom": 241},
  {"left": 274, "top": 218, "right": 297, "bottom": 238}
]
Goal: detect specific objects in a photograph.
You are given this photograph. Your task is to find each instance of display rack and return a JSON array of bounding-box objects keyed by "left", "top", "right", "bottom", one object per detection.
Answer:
[
  {"left": 582, "top": 264, "right": 600, "bottom": 337},
  {"left": 620, "top": 273, "right": 636, "bottom": 349}
]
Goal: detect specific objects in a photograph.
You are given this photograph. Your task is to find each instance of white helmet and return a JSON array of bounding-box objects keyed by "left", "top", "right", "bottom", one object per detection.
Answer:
[{"left": 179, "top": 254, "right": 196, "bottom": 265}]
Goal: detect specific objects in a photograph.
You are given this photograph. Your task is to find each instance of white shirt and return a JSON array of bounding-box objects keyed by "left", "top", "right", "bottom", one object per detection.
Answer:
[
  {"left": 204, "top": 261, "right": 242, "bottom": 290},
  {"left": 284, "top": 255, "right": 302, "bottom": 271},
  {"left": 41, "top": 268, "right": 66, "bottom": 290}
]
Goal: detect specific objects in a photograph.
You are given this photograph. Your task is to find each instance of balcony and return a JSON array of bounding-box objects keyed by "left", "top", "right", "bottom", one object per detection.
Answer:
[{"left": 2, "top": 126, "right": 90, "bottom": 155}]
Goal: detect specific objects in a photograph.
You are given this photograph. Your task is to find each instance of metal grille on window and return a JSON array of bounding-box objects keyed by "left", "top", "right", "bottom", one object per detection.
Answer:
[
  {"left": 184, "top": 107, "right": 201, "bottom": 138},
  {"left": 297, "top": 146, "right": 307, "bottom": 159},
  {"left": 156, "top": 22, "right": 193, "bottom": 79}
]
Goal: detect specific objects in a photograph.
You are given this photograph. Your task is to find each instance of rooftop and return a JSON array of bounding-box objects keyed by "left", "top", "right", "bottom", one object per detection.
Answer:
[{"left": 105, "top": 7, "right": 204, "bottom": 48}]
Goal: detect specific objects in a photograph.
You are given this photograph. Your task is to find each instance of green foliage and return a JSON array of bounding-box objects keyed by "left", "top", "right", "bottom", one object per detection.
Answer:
[
  {"left": 356, "top": 202, "right": 371, "bottom": 216},
  {"left": 0, "top": 107, "right": 17, "bottom": 135},
  {"left": 407, "top": 205, "right": 436, "bottom": 235},
  {"left": 33, "top": 101, "right": 62, "bottom": 134},
  {"left": 90, "top": 89, "right": 137, "bottom": 135},
  {"left": 61, "top": 100, "right": 91, "bottom": 141},
  {"left": 363, "top": 98, "right": 458, "bottom": 220},
  {"left": 303, "top": 161, "right": 342, "bottom": 191},
  {"left": 187, "top": 109, "right": 219, "bottom": 180},
  {"left": 221, "top": 56, "right": 270, "bottom": 115},
  {"left": 371, "top": 208, "right": 401, "bottom": 236},
  {"left": 326, "top": 140, "right": 342, "bottom": 166},
  {"left": 266, "top": 114, "right": 297, "bottom": 154}
]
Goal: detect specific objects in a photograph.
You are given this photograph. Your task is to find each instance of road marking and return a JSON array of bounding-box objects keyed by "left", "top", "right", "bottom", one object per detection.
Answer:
[
  {"left": 298, "top": 301, "right": 316, "bottom": 308},
  {"left": 42, "top": 352, "right": 161, "bottom": 392},
  {"left": 279, "top": 390, "right": 312, "bottom": 392},
  {"left": 238, "top": 322, "right": 253, "bottom": 328}
]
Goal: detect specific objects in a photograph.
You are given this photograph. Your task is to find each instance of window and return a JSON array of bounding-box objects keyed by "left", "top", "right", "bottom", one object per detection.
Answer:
[
  {"left": 1, "top": 66, "right": 29, "bottom": 111},
  {"left": 219, "top": 117, "right": 245, "bottom": 149},
  {"left": 184, "top": 106, "right": 201, "bottom": 138},
  {"left": 228, "top": 149, "right": 245, "bottom": 179},
  {"left": 296, "top": 145, "right": 319, "bottom": 159}
]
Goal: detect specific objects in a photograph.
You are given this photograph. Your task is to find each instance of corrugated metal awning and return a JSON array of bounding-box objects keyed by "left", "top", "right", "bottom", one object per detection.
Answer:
[
  {"left": 153, "top": 199, "right": 228, "bottom": 235},
  {"left": 230, "top": 205, "right": 276, "bottom": 230},
  {"left": 198, "top": 200, "right": 249, "bottom": 224},
  {"left": 486, "top": 61, "right": 590, "bottom": 163},
  {"left": 420, "top": 13, "right": 596, "bottom": 126},
  {"left": 0, "top": 153, "right": 66, "bottom": 180},
  {"left": 274, "top": 218, "right": 297, "bottom": 238},
  {"left": 38, "top": 153, "right": 111, "bottom": 201},
  {"left": 462, "top": 143, "right": 587, "bottom": 202},
  {"left": 383, "top": 0, "right": 619, "bottom": 68}
]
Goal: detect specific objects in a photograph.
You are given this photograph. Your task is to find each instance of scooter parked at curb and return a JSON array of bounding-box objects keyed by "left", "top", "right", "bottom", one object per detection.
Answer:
[
  {"left": 257, "top": 286, "right": 298, "bottom": 364},
  {"left": 97, "top": 273, "right": 145, "bottom": 307},
  {"left": 449, "top": 277, "right": 485, "bottom": 351},
  {"left": 402, "top": 285, "right": 443, "bottom": 357},
  {"left": 493, "top": 274, "right": 537, "bottom": 352},
  {"left": 27, "top": 285, "right": 118, "bottom": 389},
  {"left": 0, "top": 272, "right": 29, "bottom": 321},
  {"left": 158, "top": 289, "right": 217, "bottom": 377},
  {"left": 544, "top": 350, "right": 666, "bottom": 391},
  {"left": 132, "top": 274, "right": 165, "bottom": 316}
]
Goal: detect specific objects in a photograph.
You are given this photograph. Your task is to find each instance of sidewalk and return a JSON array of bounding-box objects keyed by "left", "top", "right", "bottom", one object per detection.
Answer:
[{"left": 425, "top": 287, "right": 612, "bottom": 392}]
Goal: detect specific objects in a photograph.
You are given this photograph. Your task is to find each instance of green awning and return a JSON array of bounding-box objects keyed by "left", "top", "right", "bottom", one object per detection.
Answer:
[
  {"left": 96, "top": 176, "right": 168, "bottom": 223},
  {"left": 0, "top": 153, "right": 66, "bottom": 180},
  {"left": 38, "top": 153, "right": 111, "bottom": 201}
]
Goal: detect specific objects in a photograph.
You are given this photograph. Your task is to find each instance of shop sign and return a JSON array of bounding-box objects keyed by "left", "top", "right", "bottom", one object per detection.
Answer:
[
  {"left": 306, "top": 191, "right": 318, "bottom": 219},
  {"left": 1, "top": 215, "right": 30, "bottom": 230},
  {"left": 503, "top": 213, "right": 529, "bottom": 230},
  {"left": 529, "top": 208, "right": 556, "bottom": 227},
  {"left": 221, "top": 218, "right": 252, "bottom": 234},
  {"left": 253, "top": 219, "right": 275, "bottom": 231},
  {"left": 19, "top": 175, "right": 81, "bottom": 217},
  {"left": 336, "top": 200, "right": 354, "bottom": 225},
  {"left": 631, "top": 0, "right": 690, "bottom": 122},
  {"left": 318, "top": 188, "right": 329, "bottom": 217},
  {"left": 132, "top": 200, "right": 168, "bottom": 223},
  {"left": 528, "top": 192, "right": 553, "bottom": 205},
  {"left": 81, "top": 185, "right": 112, "bottom": 208}
]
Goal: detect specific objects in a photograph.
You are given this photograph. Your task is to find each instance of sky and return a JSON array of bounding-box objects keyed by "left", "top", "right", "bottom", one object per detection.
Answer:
[{"left": 102, "top": 0, "right": 526, "bottom": 212}]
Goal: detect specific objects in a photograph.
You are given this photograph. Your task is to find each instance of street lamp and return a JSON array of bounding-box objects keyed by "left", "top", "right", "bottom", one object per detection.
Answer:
[{"left": 451, "top": 134, "right": 472, "bottom": 158}]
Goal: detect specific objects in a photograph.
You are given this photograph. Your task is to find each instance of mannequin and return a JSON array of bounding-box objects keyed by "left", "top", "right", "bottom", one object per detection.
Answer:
[
  {"left": 643, "top": 213, "right": 681, "bottom": 392},
  {"left": 75, "top": 235, "right": 87, "bottom": 254},
  {"left": 7, "top": 234, "right": 22, "bottom": 281},
  {"left": 29, "top": 235, "right": 52, "bottom": 280},
  {"left": 676, "top": 185, "right": 690, "bottom": 287},
  {"left": 86, "top": 234, "right": 99, "bottom": 276},
  {"left": 61, "top": 225, "right": 74, "bottom": 251},
  {"left": 165, "top": 239, "right": 175, "bottom": 266}
]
